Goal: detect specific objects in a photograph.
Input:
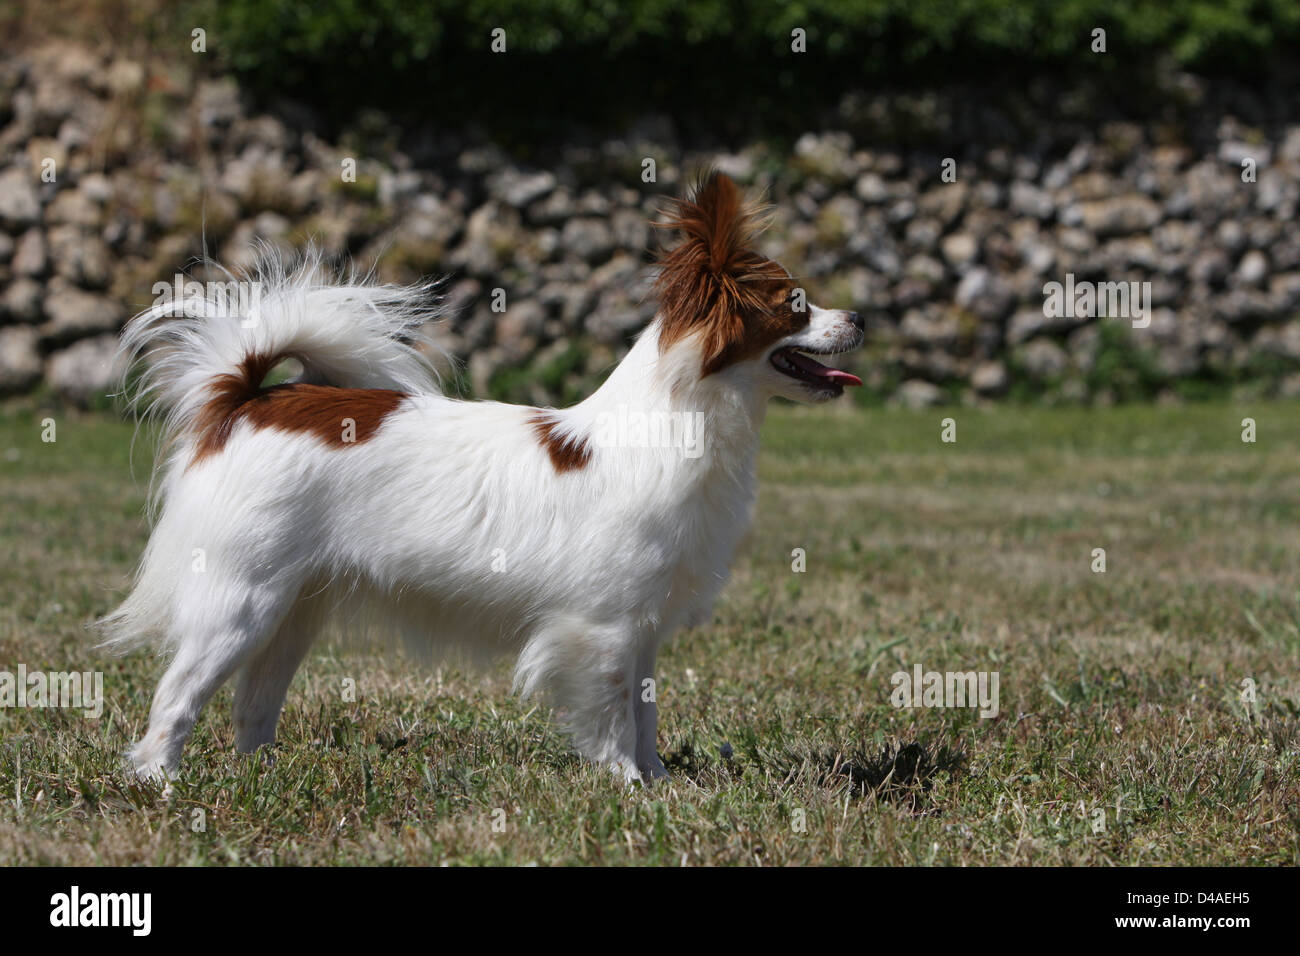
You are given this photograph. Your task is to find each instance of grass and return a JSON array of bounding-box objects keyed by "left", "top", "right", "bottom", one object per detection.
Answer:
[{"left": 0, "top": 399, "right": 1298, "bottom": 865}]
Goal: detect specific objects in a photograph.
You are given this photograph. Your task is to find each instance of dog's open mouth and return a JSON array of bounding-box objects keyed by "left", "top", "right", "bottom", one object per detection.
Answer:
[{"left": 770, "top": 347, "right": 863, "bottom": 392}]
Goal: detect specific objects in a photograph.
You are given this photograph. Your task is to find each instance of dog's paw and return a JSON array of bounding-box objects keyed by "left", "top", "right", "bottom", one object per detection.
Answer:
[
  {"left": 638, "top": 756, "right": 671, "bottom": 783},
  {"left": 125, "top": 738, "right": 179, "bottom": 786}
]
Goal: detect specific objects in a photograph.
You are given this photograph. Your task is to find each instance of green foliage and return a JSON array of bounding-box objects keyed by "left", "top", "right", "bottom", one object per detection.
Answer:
[
  {"left": 1084, "top": 320, "right": 1167, "bottom": 403},
  {"left": 201, "top": 0, "right": 1300, "bottom": 71},
  {"left": 488, "top": 341, "right": 591, "bottom": 405},
  {"left": 194, "top": 0, "right": 1300, "bottom": 129}
]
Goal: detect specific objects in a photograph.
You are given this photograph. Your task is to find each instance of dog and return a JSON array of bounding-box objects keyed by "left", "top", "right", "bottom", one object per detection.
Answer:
[{"left": 100, "top": 171, "right": 865, "bottom": 783}]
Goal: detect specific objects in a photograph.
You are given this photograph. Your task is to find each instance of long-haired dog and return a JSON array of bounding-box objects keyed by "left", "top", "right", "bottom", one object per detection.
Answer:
[{"left": 101, "top": 172, "right": 864, "bottom": 783}]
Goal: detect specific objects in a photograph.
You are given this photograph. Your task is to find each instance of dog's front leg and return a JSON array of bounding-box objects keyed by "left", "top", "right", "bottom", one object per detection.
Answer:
[
  {"left": 515, "top": 618, "right": 645, "bottom": 785},
  {"left": 634, "top": 641, "right": 670, "bottom": 782}
]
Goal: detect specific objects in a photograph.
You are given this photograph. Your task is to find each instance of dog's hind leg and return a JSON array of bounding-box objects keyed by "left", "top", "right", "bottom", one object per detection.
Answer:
[
  {"left": 232, "top": 597, "right": 324, "bottom": 755},
  {"left": 128, "top": 578, "right": 302, "bottom": 779}
]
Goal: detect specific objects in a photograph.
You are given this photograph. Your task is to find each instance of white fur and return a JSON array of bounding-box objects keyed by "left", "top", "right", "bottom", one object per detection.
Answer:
[{"left": 101, "top": 248, "right": 863, "bottom": 784}]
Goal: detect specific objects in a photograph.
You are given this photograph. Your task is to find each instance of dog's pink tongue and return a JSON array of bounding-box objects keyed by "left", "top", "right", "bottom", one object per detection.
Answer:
[{"left": 787, "top": 351, "right": 863, "bottom": 387}]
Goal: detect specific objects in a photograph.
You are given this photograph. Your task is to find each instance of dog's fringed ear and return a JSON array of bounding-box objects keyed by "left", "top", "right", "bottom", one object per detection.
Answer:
[{"left": 654, "top": 171, "right": 776, "bottom": 373}]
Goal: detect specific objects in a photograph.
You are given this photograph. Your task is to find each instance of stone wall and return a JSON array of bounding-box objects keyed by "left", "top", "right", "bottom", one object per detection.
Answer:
[{"left": 2, "top": 41, "right": 1300, "bottom": 407}]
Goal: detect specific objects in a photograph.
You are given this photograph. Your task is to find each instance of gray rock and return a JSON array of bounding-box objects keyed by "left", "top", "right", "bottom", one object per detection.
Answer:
[
  {"left": 1268, "top": 273, "right": 1300, "bottom": 312},
  {"left": 1009, "top": 181, "right": 1054, "bottom": 220},
  {"left": 1100, "top": 237, "right": 1159, "bottom": 271},
  {"left": 1218, "top": 140, "right": 1270, "bottom": 168},
  {"left": 467, "top": 348, "right": 501, "bottom": 398},
  {"left": 586, "top": 287, "right": 650, "bottom": 345},
  {"left": 970, "top": 360, "right": 1008, "bottom": 394},
  {"left": 12, "top": 229, "right": 47, "bottom": 277},
  {"left": 1153, "top": 220, "right": 1202, "bottom": 255},
  {"left": 1252, "top": 322, "right": 1300, "bottom": 360},
  {"left": 220, "top": 145, "right": 292, "bottom": 209},
  {"left": 398, "top": 193, "right": 464, "bottom": 246},
  {"left": 900, "top": 308, "right": 959, "bottom": 347},
  {"left": 1234, "top": 249, "right": 1269, "bottom": 287},
  {"left": 955, "top": 267, "right": 1014, "bottom": 321},
  {"left": 853, "top": 172, "right": 891, "bottom": 204},
  {"left": 0, "top": 167, "right": 40, "bottom": 227},
  {"left": 494, "top": 300, "right": 547, "bottom": 349},
  {"left": 904, "top": 255, "right": 946, "bottom": 284},
  {"left": 488, "top": 169, "right": 557, "bottom": 208},
  {"left": 450, "top": 202, "right": 522, "bottom": 277},
  {"left": 904, "top": 217, "right": 940, "bottom": 249},
  {"left": 1017, "top": 338, "right": 1069, "bottom": 381},
  {"left": 0, "top": 326, "right": 42, "bottom": 393},
  {"left": 45, "top": 334, "right": 122, "bottom": 403},
  {"left": 562, "top": 217, "right": 615, "bottom": 262},
  {"left": 940, "top": 232, "right": 978, "bottom": 267},
  {"left": 1190, "top": 250, "right": 1231, "bottom": 284},
  {"left": 1008, "top": 308, "right": 1053, "bottom": 345},
  {"left": 1279, "top": 373, "right": 1300, "bottom": 399},
  {"left": 573, "top": 190, "right": 613, "bottom": 217},
  {"left": 196, "top": 78, "right": 243, "bottom": 127},
  {"left": 527, "top": 187, "right": 575, "bottom": 225},
  {"left": 38, "top": 283, "right": 126, "bottom": 344},
  {"left": 893, "top": 379, "right": 944, "bottom": 408},
  {"left": 610, "top": 207, "right": 648, "bottom": 252},
  {"left": 1217, "top": 289, "right": 1274, "bottom": 323},
  {"left": 1184, "top": 161, "right": 1237, "bottom": 215},
  {"left": 1216, "top": 219, "right": 1246, "bottom": 255},
  {"left": 45, "top": 188, "right": 101, "bottom": 227},
  {"left": 1, "top": 277, "right": 43, "bottom": 322},
  {"left": 49, "top": 226, "right": 111, "bottom": 288},
  {"left": 220, "top": 214, "right": 293, "bottom": 273},
  {"left": 1021, "top": 241, "right": 1055, "bottom": 276},
  {"left": 1280, "top": 127, "right": 1300, "bottom": 164},
  {"left": 1076, "top": 196, "right": 1161, "bottom": 237},
  {"left": 102, "top": 59, "right": 146, "bottom": 96},
  {"left": 377, "top": 169, "right": 423, "bottom": 207},
  {"left": 794, "top": 131, "right": 855, "bottom": 182},
  {"left": 917, "top": 182, "right": 968, "bottom": 227}
]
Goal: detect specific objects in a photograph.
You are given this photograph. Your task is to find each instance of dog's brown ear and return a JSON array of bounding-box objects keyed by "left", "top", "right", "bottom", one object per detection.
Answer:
[{"left": 654, "top": 171, "right": 782, "bottom": 373}]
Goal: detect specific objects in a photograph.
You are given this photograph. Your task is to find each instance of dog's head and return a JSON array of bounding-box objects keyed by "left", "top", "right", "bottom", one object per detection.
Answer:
[{"left": 654, "top": 171, "right": 864, "bottom": 402}]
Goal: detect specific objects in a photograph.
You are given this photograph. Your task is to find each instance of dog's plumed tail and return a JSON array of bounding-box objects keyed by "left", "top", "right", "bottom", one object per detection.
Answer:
[
  {"left": 99, "top": 244, "right": 445, "bottom": 656},
  {"left": 117, "top": 243, "right": 444, "bottom": 456}
]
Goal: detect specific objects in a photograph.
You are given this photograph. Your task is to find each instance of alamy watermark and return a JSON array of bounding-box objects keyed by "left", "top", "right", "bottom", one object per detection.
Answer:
[
  {"left": 152, "top": 274, "right": 263, "bottom": 327},
  {"left": 0, "top": 664, "right": 103, "bottom": 718},
  {"left": 1043, "top": 273, "right": 1150, "bottom": 328},
  {"left": 890, "top": 664, "right": 1000, "bottom": 718},
  {"left": 50, "top": 886, "right": 151, "bottom": 936},
  {"left": 592, "top": 405, "right": 705, "bottom": 459}
]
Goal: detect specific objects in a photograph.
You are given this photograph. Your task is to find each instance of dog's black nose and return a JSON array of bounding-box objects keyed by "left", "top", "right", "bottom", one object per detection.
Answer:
[{"left": 847, "top": 311, "right": 865, "bottom": 331}]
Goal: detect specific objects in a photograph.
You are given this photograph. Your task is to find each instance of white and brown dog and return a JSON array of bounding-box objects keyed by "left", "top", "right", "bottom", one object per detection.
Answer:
[{"left": 102, "top": 171, "right": 864, "bottom": 783}]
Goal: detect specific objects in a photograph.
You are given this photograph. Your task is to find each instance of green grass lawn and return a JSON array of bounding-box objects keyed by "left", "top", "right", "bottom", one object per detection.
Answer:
[{"left": 1, "top": 399, "right": 1298, "bottom": 865}]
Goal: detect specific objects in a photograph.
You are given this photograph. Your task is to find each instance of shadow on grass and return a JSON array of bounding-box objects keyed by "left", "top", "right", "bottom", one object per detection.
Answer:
[
  {"left": 818, "top": 741, "right": 966, "bottom": 812},
  {"left": 662, "top": 735, "right": 965, "bottom": 812}
]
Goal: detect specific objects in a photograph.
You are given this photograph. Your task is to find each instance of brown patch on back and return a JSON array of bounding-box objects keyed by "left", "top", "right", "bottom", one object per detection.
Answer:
[
  {"left": 191, "top": 352, "right": 407, "bottom": 465},
  {"left": 530, "top": 411, "right": 591, "bottom": 473},
  {"left": 654, "top": 171, "right": 809, "bottom": 376}
]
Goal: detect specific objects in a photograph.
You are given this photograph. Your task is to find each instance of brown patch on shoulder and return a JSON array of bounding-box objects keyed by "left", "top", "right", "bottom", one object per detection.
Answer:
[
  {"left": 190, "top": 352, "right": 407, "bottom": 465},
  {"left": 654, "top": 170, "right": 809, "bottom": 376},
  {"left": 530, "top": 411, "right": 591, "bottom": 473}
]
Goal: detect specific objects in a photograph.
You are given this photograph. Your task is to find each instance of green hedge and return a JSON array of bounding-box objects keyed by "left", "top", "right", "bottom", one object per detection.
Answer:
[
  {"left": 195, "top": 0, "right": 1300, "bottom": 129},
  {"left": 205, "top": 0, "right": 1300, "bottom": 67}
]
